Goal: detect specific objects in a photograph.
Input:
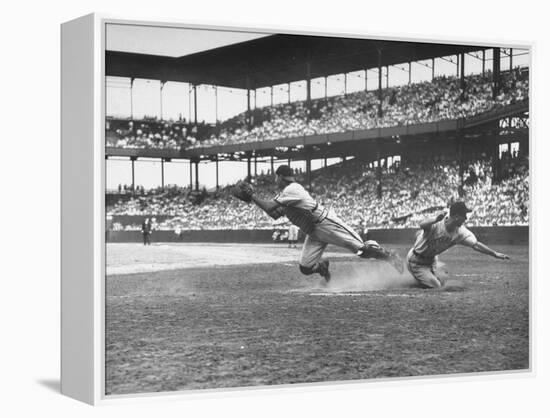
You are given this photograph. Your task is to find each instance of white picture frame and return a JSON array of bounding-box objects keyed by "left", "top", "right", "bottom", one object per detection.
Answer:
[{"left": 61, "top": 13, "right": 532, "bottom": 405}]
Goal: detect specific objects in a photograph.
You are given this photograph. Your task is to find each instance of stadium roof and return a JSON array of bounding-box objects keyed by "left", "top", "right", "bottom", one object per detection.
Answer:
[{"left": 106, "top": 34, "right": 491, "bottom": 90}]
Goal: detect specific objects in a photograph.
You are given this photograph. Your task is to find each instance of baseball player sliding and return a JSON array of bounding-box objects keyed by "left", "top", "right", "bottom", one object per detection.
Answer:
[
  {"left": 407, "top": 201, "right": 510, "bottom": 289},
  {"left": 231, "top": 165, "right": 403, "bottom": 284}
]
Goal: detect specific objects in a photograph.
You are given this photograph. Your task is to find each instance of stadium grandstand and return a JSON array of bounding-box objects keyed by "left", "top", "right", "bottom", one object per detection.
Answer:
[{"left": 105, "top": 33, "right": 529, "bottom": 237}]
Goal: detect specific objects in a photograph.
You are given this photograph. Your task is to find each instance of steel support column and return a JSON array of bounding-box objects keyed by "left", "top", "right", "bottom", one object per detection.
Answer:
[
  {"left": 270, "top": 155, "right": 274, "bottom": 175},
  {"left": 130, "top": 157, "right": 136, "bottom": 193},
  {"left": 376, "top": 141, "right": 382, "bottom": 199},
  {"left": 246, "top": 76, "right": 252, "bottom": 129},
  {"left": 306, "top": 152, "right": 312, "bottom": 190},
  {"left": 492, "top": 129, "right": 500, "bottom": 184},
  {"left": 215, "top": 86, "right": 218, "bottom": 124},
  {"left": 247, "top": 155, "right": 252, "bottom": 182},
  {"left": 161, "top": 158, "right": 165, "bottom": 189},
  {"left": 194, "top": 160, "right": 199, "bottom": 191},
  {"left": 457, "top": 131, "right": 464, "bottom": 196},
  {"left": 130, "top": 77, "right": 135, "bottom": 119},
  {"left": 188, "top": 85, "right": 192, "bottom": 122},
  {"left": 189, "top": 160, "right": 192, "bottom": 189},
  {"left": 193, "top": 84, "right": 198, "bottom": 124},
  {"left": 288, "top": 83, "right": 291, "bottom": 103},
  {"left": 432, "top": 58, "right": 435, "bottom": 80},
  {"left": 460, "top": 52, "right": 465, "bottom": 100},
  {"left": 344, "top": 73, "right": 347, "bottom": 95},
  {"left": 215, "top": 157, "right": 219, "bottom": 190},
  {"left": 408, "top": 62, "right": 412, "bottom": 84},
  {"left": 482, "top": 49, "right": 486, "bottom": 75},
  {"left": 160, "top": 81, "right": 165, "bottom": 120},
  {"left": 493, "top": 47, "right": 501, "bottom": 99},
  {"left": 306, "top": 62, "right": 312, "bottom": 120},
  {"left": 378, "top": 49, "right": 383, "bottom": 117}
]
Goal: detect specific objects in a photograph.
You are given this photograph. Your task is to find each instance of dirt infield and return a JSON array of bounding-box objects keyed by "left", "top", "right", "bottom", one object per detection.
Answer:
[{"left": 105, "top": 243, "right": 529, "bottom": 395}]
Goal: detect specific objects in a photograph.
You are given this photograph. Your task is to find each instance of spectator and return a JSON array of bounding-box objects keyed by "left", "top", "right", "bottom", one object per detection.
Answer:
[{"left": 141, "top": 217, "right": 152, "bottom": 245}]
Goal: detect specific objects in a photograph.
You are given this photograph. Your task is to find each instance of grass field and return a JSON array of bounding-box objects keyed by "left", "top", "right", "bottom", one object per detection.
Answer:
[{"left": 105, "top": 243, "right": 529, "bottom": 396}]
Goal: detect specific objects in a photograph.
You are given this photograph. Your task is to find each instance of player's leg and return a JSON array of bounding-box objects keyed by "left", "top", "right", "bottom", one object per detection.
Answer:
[
  {"left": 406, "top": 257, "right": 443, "bottom": 289},
  {"left": 298, "top": 235, "right": 331, "bottom": 282},
  {"left": 313, "top": 217, "right": 364, "bottom": 252},
  {"left": 314, "top": 217, "right": 403, "bottom": 273},
  {"left": 406, "top": 250, "right": 443, "bottom": 288}
]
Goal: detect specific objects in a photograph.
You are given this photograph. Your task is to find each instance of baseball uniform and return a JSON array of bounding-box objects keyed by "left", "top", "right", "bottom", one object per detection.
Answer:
[
  {"left": 407, "top": 216, "right": 477, "bottom": 288},
  {"left": 274, "top": 182, "right": 365, "bottom": 269}
]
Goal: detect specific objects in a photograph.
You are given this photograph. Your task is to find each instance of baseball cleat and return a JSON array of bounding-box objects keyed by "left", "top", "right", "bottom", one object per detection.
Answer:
[
  {"left": 317, "top": 259, "right": 331, "bottom": 283},
  {"left": 388, "top": 251, "right": 404, "bottom": 274}
]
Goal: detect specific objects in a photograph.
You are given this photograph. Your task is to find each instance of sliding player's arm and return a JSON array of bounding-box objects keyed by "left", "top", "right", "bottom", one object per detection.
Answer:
[{"left": 472, "top": 242, "right": 510, "bottom": 260}]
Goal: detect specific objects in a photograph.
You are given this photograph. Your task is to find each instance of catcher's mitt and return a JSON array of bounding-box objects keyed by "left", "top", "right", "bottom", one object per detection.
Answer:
[{"left": 231, "top": 181, "right": 255, "bottom": 203}]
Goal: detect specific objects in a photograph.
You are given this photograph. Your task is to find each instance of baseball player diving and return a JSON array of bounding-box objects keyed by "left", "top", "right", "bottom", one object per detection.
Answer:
[
  {"left": 407, "top": 201, "right": 510, "bottom": 289},
  {"left": 231, "top": 165, "right": 403, "bottom": 283}
]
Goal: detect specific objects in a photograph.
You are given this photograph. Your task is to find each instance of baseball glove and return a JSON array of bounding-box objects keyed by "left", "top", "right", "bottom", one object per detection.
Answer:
[{"left": 231, "top": 181, "right": 255, "bottom": 203}]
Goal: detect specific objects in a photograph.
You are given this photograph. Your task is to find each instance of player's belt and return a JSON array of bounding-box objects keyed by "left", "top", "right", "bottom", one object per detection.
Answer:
[{"left": 312, "top": 204, "right": 328, "bottom": 224}]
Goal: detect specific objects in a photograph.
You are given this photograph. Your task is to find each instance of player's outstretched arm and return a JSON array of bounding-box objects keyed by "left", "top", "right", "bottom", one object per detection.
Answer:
[
  {"left": 472, "top": 242, "right": 510, "bottom": 259},
  {"left": 250, "top": 195, "right": 285, "bottom": 219},
  {"left": 419, "top": 212, "right": 446, "bottom": 231}
]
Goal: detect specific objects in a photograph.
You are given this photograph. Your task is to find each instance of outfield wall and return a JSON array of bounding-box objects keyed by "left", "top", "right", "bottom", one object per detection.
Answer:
[{"left": 107, "top": 226, "right": 528, "bottom": 245}]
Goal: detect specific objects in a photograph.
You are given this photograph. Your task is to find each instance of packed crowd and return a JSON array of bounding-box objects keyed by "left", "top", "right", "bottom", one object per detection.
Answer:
[
  {"left": 107, "top": 154, "right": 529, "bottom": 231},
  {"left": 105, "top": 70, "right": 528, "bottom": 151},
  {"left": 462, "top": 155, "right": 529, "bottom": 226},
  {"left": 105, "top": 118, "right": 211, "bottom": 149},
  {"left": 190, "top": 70, "right": 529, "bottom": 149}
]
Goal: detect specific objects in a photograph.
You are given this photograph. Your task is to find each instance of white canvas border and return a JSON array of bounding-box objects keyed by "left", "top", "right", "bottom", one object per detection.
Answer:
[{"left": 61, "top": 13, "right": 535, "bottom": 405}]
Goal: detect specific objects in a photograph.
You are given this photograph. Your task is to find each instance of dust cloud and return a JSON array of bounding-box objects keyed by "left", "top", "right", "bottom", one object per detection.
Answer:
[{"left": 327, "top": 260, "right": 417, "bottom": 292}]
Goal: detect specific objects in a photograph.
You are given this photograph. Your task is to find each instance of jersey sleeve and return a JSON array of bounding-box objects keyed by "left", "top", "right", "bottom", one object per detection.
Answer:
[
  {"left": 267, "top": 205, "right": 286, "bottom": 220},
  {"left": 457, "top": 227, "right": 477, "bottom": 247},
  {"left": 273, "top": 183, "right": 303, "bottom": 207}
]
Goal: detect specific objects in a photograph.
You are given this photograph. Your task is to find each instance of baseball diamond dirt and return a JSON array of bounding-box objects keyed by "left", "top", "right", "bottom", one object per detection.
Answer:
[{"left": 105, "top": 243, "right": 529, "bottom": 395}]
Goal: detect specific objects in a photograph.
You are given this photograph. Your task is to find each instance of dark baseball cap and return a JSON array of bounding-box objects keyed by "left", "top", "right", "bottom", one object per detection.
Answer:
[
  {"left": 449, "top": 201, "right": 472, "bottom": 217},
  {"left": 275, "top": 165, "right": 295, "bottom": 179}
]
